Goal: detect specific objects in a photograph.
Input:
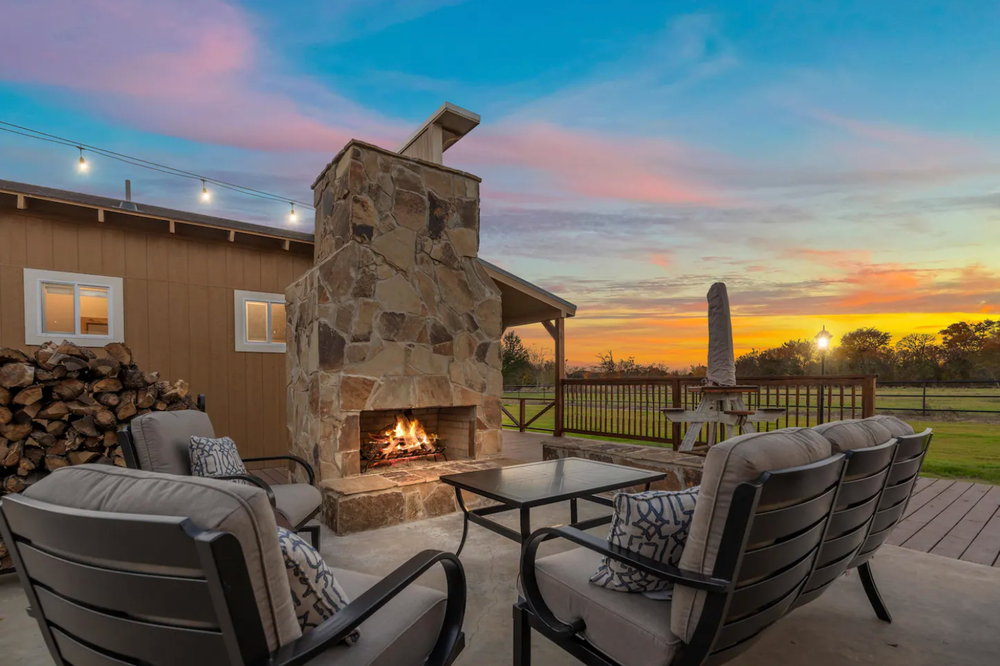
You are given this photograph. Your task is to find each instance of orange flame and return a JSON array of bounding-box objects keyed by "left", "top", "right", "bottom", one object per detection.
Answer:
[{"left": 377, "top": 415, "right": 438, "bottom": 456}]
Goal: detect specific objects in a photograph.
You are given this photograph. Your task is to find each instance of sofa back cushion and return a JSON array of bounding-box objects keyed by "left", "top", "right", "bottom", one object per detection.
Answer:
[
  {"left": 812, "top": 419, "right": 893, "bottom": 454},
  {"left": 131, "top": 410, "right": 216, "bottom": 475},
  {"left": 864, "top": 415, "right": 915, "bottom": 438},
  {"left": 671, "top": 428, "right": 832, "bottom": 642},
  {"left": 23, "top": 465, "right": 301, "bottom": 652}
]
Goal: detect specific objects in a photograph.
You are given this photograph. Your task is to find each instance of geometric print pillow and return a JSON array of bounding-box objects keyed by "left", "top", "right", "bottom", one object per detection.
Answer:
[
  {"left": 590, "top": 487, "right": 699, "bottom": 595},
  {"left": 189, "top": 435, "right": 250, "bottom": 484},
  {"left": 277, "top": 527, "right": 360, "bottom": 645}
]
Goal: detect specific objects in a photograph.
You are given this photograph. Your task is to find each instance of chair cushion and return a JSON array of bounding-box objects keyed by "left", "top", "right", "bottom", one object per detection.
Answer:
[
  {"left": 591, "top": 488, "right": 699, "bottom": 594},
  {"left": 812, "top": 419, "right": 894, "bottom": 454},
  {"left": 272, "top": 483, "right": 323, "bottom": 528},
  {"left": 529, "top": 547, "right": 681, "bottom": 666},
  {"left": 671, "top": 428, "right": 831, "bottom": 643},
  {"left": 308, "top": 567, "right": 447, "bottom": 666},
  {"left": 131, "top": 410, "right": 215, "bottom": 475},
  {"left": 865, "top": 415, "right": 915, "bottom": 438},
  {"left": 190, "top": 435, "right": 251, "bottom": 482},
  {"left": 23, "top": 465, "right": 301, "bottom": 652},
  {"left": 277, "top": 527, "right": 359, "bottom": 645}
]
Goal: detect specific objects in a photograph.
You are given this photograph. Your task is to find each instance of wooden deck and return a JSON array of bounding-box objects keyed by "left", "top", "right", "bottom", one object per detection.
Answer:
[
  {"left": 888, "top": 477, "right": 1000, "bottom": 566},
  {"left": 258, "top": 455, "right": 1000, "bottom": 567}
]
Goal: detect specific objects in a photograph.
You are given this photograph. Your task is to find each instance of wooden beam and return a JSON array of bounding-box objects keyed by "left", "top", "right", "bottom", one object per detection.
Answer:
[
  {"left": 541, "top": 319, "right": 557, "bottom": 340},
  {"left": 553, "top": 317, "right": 566, "bottom": 437},
  {"left": 227, "top": 230, "right": 236, "bottom": 242},
  {"left": 282, "top": 239, "right": 290, "bottom": 251},
  {"left": 168, "top": 220, "right": 176, "bottom": 234},
  {"left": 16, "top": 194, "right": 27, "bottom": 210},
  {"left": 97, "top": 208, "right": 105, "bottom": 222}
]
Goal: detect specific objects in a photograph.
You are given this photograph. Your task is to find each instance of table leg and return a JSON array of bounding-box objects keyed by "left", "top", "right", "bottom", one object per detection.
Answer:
[
  {"left": 520, "top": 507, "right": 532, "bottom": 542},
  {"left": 454, "top": 486, "right": 471, "bottom": 557},
  {"left": 570, "top": 498, "right": 578, "bottom": 524}
]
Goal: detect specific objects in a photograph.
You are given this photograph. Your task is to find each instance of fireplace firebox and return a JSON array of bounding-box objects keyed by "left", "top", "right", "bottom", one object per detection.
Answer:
[{"left": 358, "top": 406, "right": 476, "bottom": 473}]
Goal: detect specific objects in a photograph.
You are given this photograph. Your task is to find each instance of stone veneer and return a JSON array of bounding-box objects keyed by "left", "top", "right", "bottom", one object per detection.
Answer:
[
  {"left": 543, "top": 438, "right": 704, "bottom": 491},
  {"left": 286, "top": 140, "right": 504, "bottom": 485}
]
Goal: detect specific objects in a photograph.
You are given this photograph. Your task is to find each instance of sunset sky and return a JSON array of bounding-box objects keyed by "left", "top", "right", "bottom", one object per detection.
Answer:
[{"left": 2, "top": 0, "right": 998, "bottom": 368}]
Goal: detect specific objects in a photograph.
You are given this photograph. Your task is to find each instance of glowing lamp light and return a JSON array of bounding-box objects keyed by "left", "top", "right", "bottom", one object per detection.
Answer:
[
  {"left": 77, "top": 147, "right": 88, "bottom": 172},
  {"left": 200, "top": 179, "right": 211, "bottom": 202},
  {"left": 815, "top": 325, "right": 833, "bottom": 350},
  {"left": 288, "top": 203, "right": 298, "bottom": 223}
]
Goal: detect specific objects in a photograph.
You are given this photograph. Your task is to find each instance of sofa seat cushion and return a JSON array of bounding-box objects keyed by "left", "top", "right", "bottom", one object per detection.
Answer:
[
  {"left": 591, "top": 488, "right": 699, "bottom": 594},
  {"left": 22, "top": 465, "right": 301, "bottom": 652},
  {"left": 672, "top": 428, "right": 832, "bottom": 643},
  {"left": 865, "top": 415, "right": 915, "bottom": 438},
  {"left": 812, "top": 419, "right": 894, "bottom": 454},
  {"left": 308, "top": 568, "right": 447, "bottom": 666},
  {"left": 272, "top": 483, "right": 323, "bottom": 527},
  {"left": 131, "top": 410, "right": 215, "bottom": 475},
  {"left": 529, "top": 547, "right": 681, "bottom": 666}
]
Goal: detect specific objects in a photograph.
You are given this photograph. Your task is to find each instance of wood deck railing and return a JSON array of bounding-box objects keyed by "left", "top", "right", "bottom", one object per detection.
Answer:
[{"left": 504, "top": 375, "right": 877, "bottom": 449}]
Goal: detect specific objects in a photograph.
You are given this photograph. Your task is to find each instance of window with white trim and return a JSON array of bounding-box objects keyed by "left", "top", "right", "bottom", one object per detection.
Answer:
[
  {"left": 234, "top": 290, "right": 287, "bottom": 353},
  {"left": 23, "top": 269, "right": 124, "bottom": 346}
]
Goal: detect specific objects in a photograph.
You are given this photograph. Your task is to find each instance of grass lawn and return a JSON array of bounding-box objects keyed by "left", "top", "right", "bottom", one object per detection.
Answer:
[{"left": 910, "top": 420, "right": 1000, "bottom": 485}]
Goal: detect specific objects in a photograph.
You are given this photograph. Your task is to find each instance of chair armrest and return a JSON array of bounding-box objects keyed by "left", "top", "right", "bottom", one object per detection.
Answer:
[
  {"left": 214, "top": 474, "right": 276, "bottom": 508},
  {"left": 272, "top": 550, "right": 466, "bottom": 666},
  {"left": 240, "top": 455, "right": 315, "bottom": 485},
  {"left": 520, "top": 526, "right": 730, "bottom": 639}
]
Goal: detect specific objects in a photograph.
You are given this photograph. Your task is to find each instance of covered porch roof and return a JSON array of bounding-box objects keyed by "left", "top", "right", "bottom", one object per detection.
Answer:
[{"left": 480, "top": 259, "right": 576, "bottom": 329}]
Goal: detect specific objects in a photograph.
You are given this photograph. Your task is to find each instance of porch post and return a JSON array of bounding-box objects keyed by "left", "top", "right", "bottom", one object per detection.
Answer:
[{"left": 553, "top": 318, "right": 565, "bottom": 436}]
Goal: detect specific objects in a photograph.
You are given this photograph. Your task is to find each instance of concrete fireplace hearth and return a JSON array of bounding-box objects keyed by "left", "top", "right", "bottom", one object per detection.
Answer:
[{"left": 285, "top": 135, "right": 510, "bottom": 533}]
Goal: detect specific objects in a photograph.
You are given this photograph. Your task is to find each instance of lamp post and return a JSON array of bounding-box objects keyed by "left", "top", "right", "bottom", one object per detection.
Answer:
[{"left": 814, "top": 326, "right": 833, "bottom": 424}]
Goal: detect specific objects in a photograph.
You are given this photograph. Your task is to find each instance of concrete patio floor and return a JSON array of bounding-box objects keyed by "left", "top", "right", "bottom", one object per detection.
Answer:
[{"left": 3, "top": 495, "right": 1000, "bottom": 666}]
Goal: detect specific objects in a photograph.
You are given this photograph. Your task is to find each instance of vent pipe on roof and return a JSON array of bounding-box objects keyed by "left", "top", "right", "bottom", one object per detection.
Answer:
[{"left": 119, "top": 179, "right": 138, "bottom": 211}]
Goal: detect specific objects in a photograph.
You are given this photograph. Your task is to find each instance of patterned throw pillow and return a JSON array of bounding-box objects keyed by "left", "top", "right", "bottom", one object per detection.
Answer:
[
  {"left": 277, "top": 527, "right": 360, "bottom": 645},
  {"left": 590, "top": 487, "right": 699, "bottom": 595},
  {"left": 189, "top": 435, "right": 250, "bottom": 484}
]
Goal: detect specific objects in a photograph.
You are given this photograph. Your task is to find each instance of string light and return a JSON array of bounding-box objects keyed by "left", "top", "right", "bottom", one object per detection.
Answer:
[{"left": 0, "top": 120, "right": 315, "bottom": 224}]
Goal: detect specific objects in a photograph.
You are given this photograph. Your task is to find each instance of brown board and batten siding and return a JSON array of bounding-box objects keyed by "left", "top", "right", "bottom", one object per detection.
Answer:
[{"left": 0, "top": 194, "right": 312, "bottom": 466}]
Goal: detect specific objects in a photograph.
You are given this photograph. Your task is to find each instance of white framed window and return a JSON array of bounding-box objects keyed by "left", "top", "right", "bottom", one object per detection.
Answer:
[
  {"left": 23, "top": 269, "right": 124, "bottom": 346},
  {"left": 234, "top": 290, "right": 287, "bottom": 353}
]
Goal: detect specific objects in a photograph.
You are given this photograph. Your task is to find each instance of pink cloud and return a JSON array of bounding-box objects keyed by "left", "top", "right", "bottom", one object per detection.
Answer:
[
  {"left": 451, "top": 122, "right": 726, "bottom": 206},
  {"left": 649, "top": 252, "right": 674, "bottom": 270},
  {"left": 0, "top": 0, "right": 403, "bottom": 152}
]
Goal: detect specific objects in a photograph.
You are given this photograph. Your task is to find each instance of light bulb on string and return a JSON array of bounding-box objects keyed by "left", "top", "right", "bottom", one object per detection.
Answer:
[
  {"left": 77, "top": 147, "right": 88, "bottom": 172},
  {"left": 200, "top": 179, "right": 211, "bottom": 202},
  {"left": 288, "top": 203, "right": 298, "bottom": 223}
]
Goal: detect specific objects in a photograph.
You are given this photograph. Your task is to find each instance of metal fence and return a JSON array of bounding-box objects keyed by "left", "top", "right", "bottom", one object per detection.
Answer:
[{"left": 875, "top": 380, "right": 1000, "bottom": 416}]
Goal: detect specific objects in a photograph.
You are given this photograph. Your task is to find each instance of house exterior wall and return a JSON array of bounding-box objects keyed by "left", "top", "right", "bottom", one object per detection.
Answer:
[{"left": 0, "top": 200, "right": 312, "bottom": 465}]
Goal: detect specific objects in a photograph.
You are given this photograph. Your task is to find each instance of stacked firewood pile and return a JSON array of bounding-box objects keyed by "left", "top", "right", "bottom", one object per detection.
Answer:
[{"left": 1, "top": 341, "right": 196, "bottom": 572}]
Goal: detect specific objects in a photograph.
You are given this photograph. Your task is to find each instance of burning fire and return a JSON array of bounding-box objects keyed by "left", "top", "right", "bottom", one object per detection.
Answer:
[{"left": 373, "top": 414, "right": 439, "bottom": 456}]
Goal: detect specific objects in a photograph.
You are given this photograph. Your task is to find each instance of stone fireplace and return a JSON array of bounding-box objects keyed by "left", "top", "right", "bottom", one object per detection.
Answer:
[{"left": 285, "top": 139, "right": 505, "bottom": 529}]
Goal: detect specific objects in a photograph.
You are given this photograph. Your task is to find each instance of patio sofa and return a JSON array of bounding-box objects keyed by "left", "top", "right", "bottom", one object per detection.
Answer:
[
  {"left": 516, "top": 415, "right": 931, "bottom": 666},
  {"left": 117, "top": 410, "right": 324, "bottom": 547},
  {"left": 0, "top": 465, "right": 467, "bottom": 666}
]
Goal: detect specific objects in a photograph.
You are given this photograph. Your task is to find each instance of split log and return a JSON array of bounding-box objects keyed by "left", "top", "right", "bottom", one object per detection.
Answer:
[
  {"left": 0, "top": 387, "right": 10, "bottom": 405},
  {"left": 47, "top": 440, "right": 67, "bottom": 456},
  {"left": 0, "top": 348, "right": 30, "bottom": 364},
  {"left": 161, "top": 380, "right": 190, "bottom": 403},
  {"left": 0, "top": 405, "right": 10, "bottom": 425},
  {"left": 4, "top": 476, "right": 25, "bottom": 493},
  {"left": 103, "top": 431, "right": 117, "bottom": 448},
  {"left": 88, "top": 357, "right": 121, "bottom": 378},
  {"left": 94, "top": 410, "right": 117, "bottom": 431},
  {"left": 104, "top": 343, "right": 133, "bottom": 366},
  {"left": 37, "top": 401, "right": 69, "bottom": 419},
  {"left": 0, "top": 421, "right": 32, "bottom": 441},
  {"left": 0, "top": 363, "right": 34, "bottom": 389},
  {"left": 2, "top": 441, "right": 22, "bottom": 467},
  {"left": 136, "top": 386, "right": 157, "bottom": 408},
  {"left": 45, "top": 455, "right": 69, "bottom": 471},
  {"left": 95, "top": 392, "right": 120, "bottom": 407},
  {"left": 68, "top": 450, "right": 102, "bottom": 465},
  {"left": 154, "top": 401, "right": 168, "bottom": 411},
  {"left": 72, "top": 415, "right": 99, "bottom": 438},
  {"left": 21, "top": 402, "right": 42, "bottom": 420},
  {"left": 52, "top": 379, "right": 86, "bottom": 401},
  {"left": 90, "top": 378, "right": 123, "bottom": 393},
  {"left": 46, "top": 421, "right": 68, "bottom": 436},
  {"left": 116, "top": 401, "right": 137, "bottom": 422},
  {"left": 66, "top": 401, "right": 101, "bottom": 417},
  {"left": 13, "top": 385, "right": 44, "bottom": 406},
  {"left": 34, "top": 368, "right": 57, "bottom": 382},
  {"left": 122, "top": 367, "right": 157, "bottom": 389}
]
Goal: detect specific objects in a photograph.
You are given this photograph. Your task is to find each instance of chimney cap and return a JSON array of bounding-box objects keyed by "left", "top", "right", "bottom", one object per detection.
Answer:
[{"left": 398, "top": 102, "right": 480, "bottom": 156}]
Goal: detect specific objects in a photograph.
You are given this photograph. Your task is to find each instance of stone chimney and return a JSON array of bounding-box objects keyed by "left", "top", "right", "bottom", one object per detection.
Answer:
[{"left": 285, "top": 139, "right": 504, "bottom": 482}]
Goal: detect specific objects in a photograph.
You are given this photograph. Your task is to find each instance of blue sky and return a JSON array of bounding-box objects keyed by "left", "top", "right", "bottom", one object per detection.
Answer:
[{"left": 1, "top": 0, "right": 998, "bottom": 365}]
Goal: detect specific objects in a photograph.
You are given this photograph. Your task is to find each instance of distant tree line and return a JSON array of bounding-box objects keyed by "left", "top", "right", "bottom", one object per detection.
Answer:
[{"left": 501, "top": 319, "right": 1000, "bottom": 386}]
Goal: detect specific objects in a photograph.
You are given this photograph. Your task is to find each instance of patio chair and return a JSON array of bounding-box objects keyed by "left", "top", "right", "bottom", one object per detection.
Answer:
[
  {"left": 0, "top": 465, "right": 466, "bottom": 666},
  {"left": 118, "top": 410, "right": 323, "bottom": 547},
  {"left": 516, "top": 428, "right": 848, "bottom": 666}
]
